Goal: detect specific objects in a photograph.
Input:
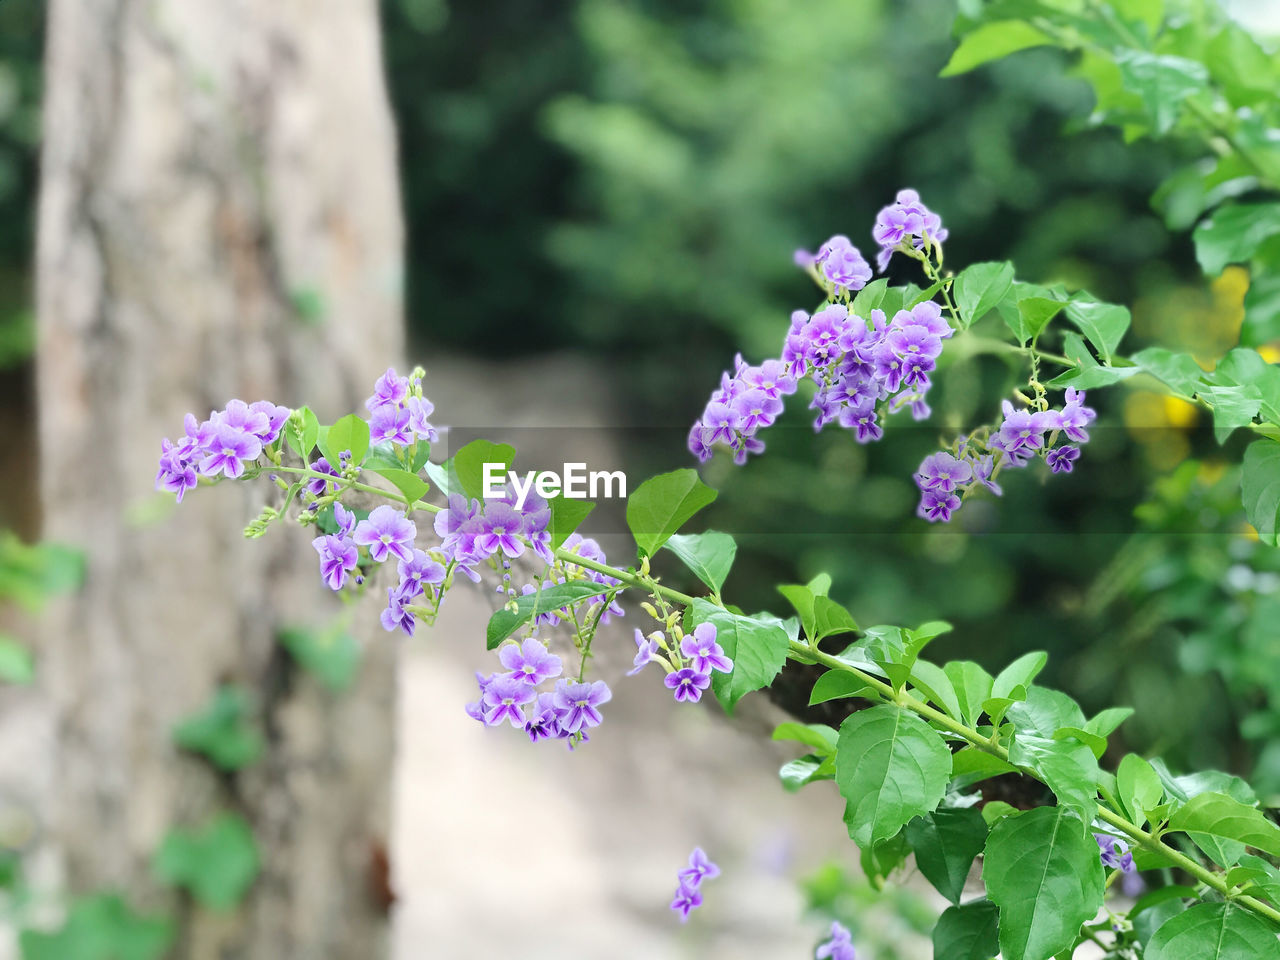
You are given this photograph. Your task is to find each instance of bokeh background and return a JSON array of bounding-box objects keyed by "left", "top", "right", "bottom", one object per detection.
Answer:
[{"left": 1, "top": 1, "right": 1279, "bottom": 958}]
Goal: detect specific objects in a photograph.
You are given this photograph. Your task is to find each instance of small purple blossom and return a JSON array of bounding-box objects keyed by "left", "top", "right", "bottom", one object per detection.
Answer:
[
  {"left": 1046, "top": 444, "right": 1080, "bottom": 473},
  {"left": 553, "top": 678, "right": 611, "bottom": 734},
  {"left": 670, "top": 882, "right": 702, "bottom": 922},
  {"left": 306, "top": 457, "right": 341, "bottom": 496},
  {"left": 677, "top": 847, "right": 720, "bottom": 887},
  {"left": 477, "top": 502, "right": 526, "bottom": 559},
  {"left": 353, "top": 505, "right": 417, "bottom": 564},
  {"left": 665, "top": 668, "right": 711, "bottom": 704},
  {"left": 915, "top": 452, "right": 973, "bottom": 495},
  {"left": 1058, "top": 387, "right": 1097, "bottom": 442},
  {"left": 366, "top": 367, "right": 409, "bottom": 412},
  {"left": 499, "top": 638, "right": 563, "bottom": 686},
  {"left": 248, "top": 401, "right": 291, "bottom": 443},
  {"left": 873, "top": 188, "right": 948, "bottom": 272},
  {"left": 198, "top": 422, "right": 262, "bottom": 479},
  {"left": 524, "top": 692, "right": 562, "bottom": 742},
  {"left": 917, "top": 489, "right": 961, "bottom": 523},
  {"left": 407, "top": 395, "right": 438, "bottom": 441},
  {"left": 628, "top": 629, "right": 661, "bottom": 676},
  {"left": 312, "top": 534, "right": 358, "bottom": 590},
  {"left": 396, "top": 548, "right": 445, "bottom": 599},
  {"left": 815, "top": 235, "right": 872, "bottom": 292},
  {"left": 370, "top": 403, "right": 412, "bottom": 446},
  {"left": 679, "top": 624, "right": 733, "bottom": 676},
  {"left": 816, "top": 921, "right": 857, "bottom": 960},
  {"left": 1095, "top": 833, "right": 1135, "bottom": 874},
  {"left": 483, "top": 674, "right": 536, "bottom": 728},
  {"left": 380, "top": 588, "right": 417, "bottom": 636}
]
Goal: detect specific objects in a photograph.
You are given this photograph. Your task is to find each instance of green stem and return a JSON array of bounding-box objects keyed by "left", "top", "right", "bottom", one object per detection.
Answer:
[{"left": 787, "top": 643, "right": 1280, "bottom": 928}]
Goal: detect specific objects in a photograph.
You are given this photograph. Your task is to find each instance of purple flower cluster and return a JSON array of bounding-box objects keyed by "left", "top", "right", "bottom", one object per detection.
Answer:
[
  {"left": 689, "top": 302, "right": 952, "bottom": 464},
  {"left": 629, "top": 622, "right": 733, "bottom": 705},
  {"left": 1095, "top": 833, "right": 1135, "bottom": 874},
  {"left": 156, "top": 400, "right": 291, "bottom": 501},
  {"left": 695, "top": 190, "right": 950, "bottom": 465},
  {"left": 366, "top": 367, "right": 438, "bottom": 447},
  {"left": 433, "top": 491, "right": 555, "bottom": 586},
  {"left": 914, "top": 388, "right": 1096, "bottom": 523},
  {"left": 872, "top": 188, "right": 948, "bottom": 271},
  {"left": 465, "top": 638, "right": 613, "bottom": 747},
  {"left": 816, "top": 921, "right": 857, "bottom": 960},
  {"left": 670, "top": 847, "right": 719, "bottom": 922}
]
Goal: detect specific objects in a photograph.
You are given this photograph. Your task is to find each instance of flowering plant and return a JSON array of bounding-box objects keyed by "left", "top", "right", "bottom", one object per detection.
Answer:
[{"left": 149, "top": 3, "right": 1280, "bottom": 957}]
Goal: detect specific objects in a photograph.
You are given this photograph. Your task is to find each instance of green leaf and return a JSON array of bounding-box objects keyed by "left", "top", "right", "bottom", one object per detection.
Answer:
[
  {"left": 1131, "top": 347, "right": 1205, "bottom": 397},
  {"left": 278, "top": 622, "right": 362, "bottom": 692},
  {"left": 1146, "top": 901, "right": 1280, "bottom": 960},
  {"left": 981, "top": 800, "right": 1018, "bottom": 827},
  {"left": 951, "top": 748, "right": 1019, "bottom": 791},
  {"left": 779, "top": 755, "right": 833, "bottom": 792},
  {"left": 943, "top": 661, "right": 994, "bottom": 728},
  {"left": 809, "top": 668, "right": 875, "bottom": 705},
  {"left": 626, "top": 468, "right": 717, "bottom": 558},
  {"left": 851, "top": 277, "right": 889, "bottom": 315},
  {"left": 1115, "top": 50, "right": 1209, "bottom": 136},
  {"left": 321, "top": 413, "right": 370, "bottom": 467},
  {"left": 940, "top": 20, "right": 1049, "bottom": 77},
  {"left": 1006, "top": 686, "right": 1085, "bottom": 737},
  {"left": 1197, "top": 384, "right": 1261, "bottom": 443},
  {"left": 908, "top": 659, "right": 963, "bottom": 721},
  {"left": 1017, "top": 297, "right": 1065, "bottom": 341},
  {"left": 1168, "top": 791, "right": 1280, "bottom": 857},
  {"left": 835, "top": 705, "right": 951, "bottom": 847},
  {"left": 931, "top": 899, "right": 1000, "bottom": 960},
  {"left": 772, "top": 721, "right": 838, "bottom": 754},
  {"left": 986, "top": 651, "right": 1046, "bottom": 725},
  {"left": 1194, "top": 203, "right": 1280, "bottom": 276},
  {"left": 997, "top": 283, "right": 1062, "bottom": 344},
  {"left": 1064, "top": 297, "right": 1130, "bottom": 362},
  {"left": 18, "top": 895, "right": 173, "bottom": 960},
  {"left": 1242, "top": 440, "right": 1280, "bottom": 545},
  {"left": 284, "top": 406, "right": 320, "bottom": 459},
  {"left": 904, "top": 807, "right": 987, "bottom": 904},
  {"left": 690, "top": 599, "right": 790, "bottom": 713},
  {"left": 1212, "top": 348, "right": 1280, "bottom": 422},
  {"left": 172, "top": 686, "right": 263, "bottom": 771},
  {"left": 1117, "top": 753, "right": 1165, "bottom": 826},
  {"left": 153, "top": 814, "right": 259, "bottom": 910},
  {"left": 1008, "top": 735, "right": 1099, "bottom": 824},
  {"left": 452, "top": 439, "right": 515, "bottom": 501},
  {"left": 952, "top": 261, "right": 1015, "bottom": 329},
  {"left": 367, "top": 467, "right": 430, "bottom": 504},
  {"left": 983, "top": 807, "right": 1104, "bottom": 960},
  {"left": 664, "top": 531, "right": 736, "bottom": 594},
  {"left": 546, "top": 496, "right": 595, "bottom": 549},
  {"left": 0, "top": 635, "right": 33, "bottom": 684},
  {"left": 777, "top": 583, "right": 858, "bottom": 645},
  {"left": 486, "top": 582, "right": 612, "bottom": 650},
  {"left": 1084, "top": 706, "right": 1133, "bottom": 739}
]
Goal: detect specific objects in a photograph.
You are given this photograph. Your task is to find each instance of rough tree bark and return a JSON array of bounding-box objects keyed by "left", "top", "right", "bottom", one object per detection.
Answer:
[{"left": 32, "top": 0, "right": 403, "bottom": 956}]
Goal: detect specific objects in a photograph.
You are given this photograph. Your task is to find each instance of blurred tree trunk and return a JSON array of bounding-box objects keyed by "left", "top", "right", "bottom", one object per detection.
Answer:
[{"left": 33, "top": 1, "right": 403, "bottom": 957}]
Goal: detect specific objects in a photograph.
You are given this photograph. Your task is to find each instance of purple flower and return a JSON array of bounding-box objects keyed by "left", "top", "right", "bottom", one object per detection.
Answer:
[
  {"left": 1095, "top": 833, "right": 1135, "bottom": 874},
  {"left": 155, "top": 442, "right": 198, "bottom": 502},
  {"left": 731, "top": 388, "right": 784, "bottom": 435},
  {"left": 477, "top": 503, "right": 526, "bottom": 559},
  {"left": 815, "top": 235, "right": 872, "bottom": 292},
  {"left": 793, "top": 248, "right": 816, "bottom": 268},
  {"left": 872, "top": 188, "right": 948, "bottom": 271},
  {"left": 198, "top": 422, "right": 263, "bottom": 479},
  {"left": 915, "top": 452, "right": 973, "bottom": 494},
  {"left": 380, "top": 588, "right": 417, "bottom": 636},
  {"left": 464, "top": 672, "right": 494, "bottom": 723},
  {"left": 1046, "top": 444, "right": 1081, "bottom": 473},
  {"left": 407, "top": 395, "right": 438, "bottom": 442},
  {"left": 670, "top": 881, "right": 702, "bottom": 922},
  {"left": 677, "top": 847, "right": 720, "bottom": 888},
  {"left": 839, "top": 400, "right": 882, "bottom": 443},
  {"left": 665, "top": 668, "right": 711, "bottom": 704},
  {"left": 366, "top": 367, "right": 409, "bottom": 412},
  {"left": 353, "top": 505, "right": 417, "bottom": 564},
  {"left": 993, "top": 400, "right": 1055, "bottom": 458},
  {"left": 816, "top": 921, "right": 857, "bottom": 960},
  {"left": 970, "top": 453, "right": 1002, "bottom": 496},
  {"left": 215, "top": 399, "right": 271, "bottom": 439},
  {"left": 248, "top": 401, "right": 291, "bottom": 443},
  {"left": 312, "top": 534, "right": 358, "bottom": 590},
  {"left": 396, "top": 548, "right": 445, "bottom": 599},
  {"left": 499, "top": 637, "right": 563, "bottom": 686},
  {"left": 680, "top": 624, "right": 733, "bottom": 675},
  {"left": 482, "top": 674, "right": 536, "bottom": 728},
  {"left": 741, "top": 359, "right": 797, "bottom": 398},
  {"left": 524, "top": 693, "right": 562, "bottom": 742},
  {"left": 886, "top": 324, "right": 943, "bottom": 362},
  {"left": 901, "top": 301, "right": 953, "bottom": 339},
  {"left": 553, "top": 679, "right": 612, "bottom": 733},
  {"left": 917, "top": 489, "right": 961, "bottom": 523},
  {"left": 370, "top": 403, "right": 412, "bottom": 446},
  {"left": 628, "top": 629, "right": 661, "bottom": 676},
  {"left": 333, "top": 502, "right": 357, "bottom": 536},
  {"left": 306, "top": 457, "right": 341, "bottom": 496},
  {"left": 1058, "top": 387, "right": 1097, "bottom": 443}
]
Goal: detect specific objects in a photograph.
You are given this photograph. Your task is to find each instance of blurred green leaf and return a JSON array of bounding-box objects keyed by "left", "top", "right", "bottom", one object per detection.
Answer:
[
  {"left": 173, "top": 686, "right": 263, "bottom": 771},
  {"left": 153, "top": 814, "right": 259, "bottom": 910}
]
